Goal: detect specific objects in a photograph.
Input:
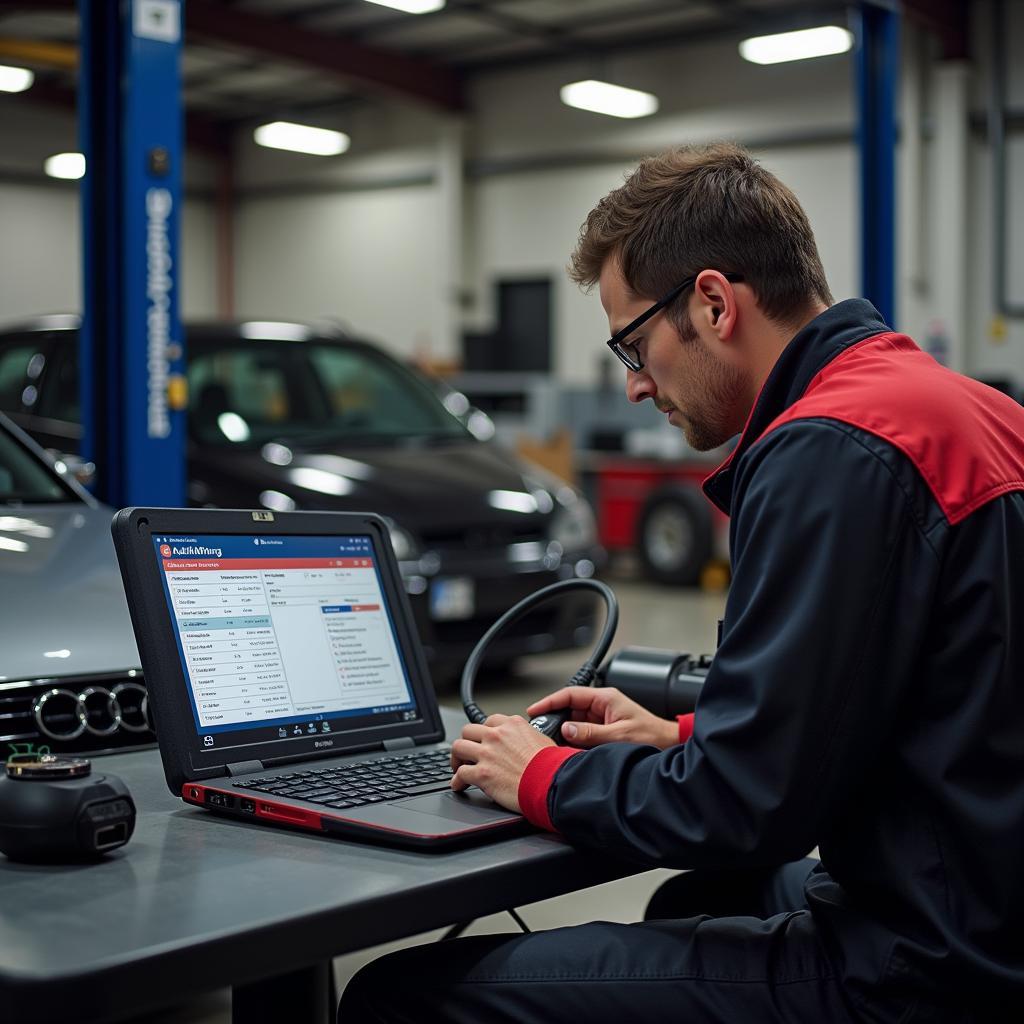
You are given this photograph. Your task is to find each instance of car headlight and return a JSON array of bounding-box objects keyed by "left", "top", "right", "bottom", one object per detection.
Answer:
[{"left": 549, "top": 491, "right": 596, "bottom": 552}]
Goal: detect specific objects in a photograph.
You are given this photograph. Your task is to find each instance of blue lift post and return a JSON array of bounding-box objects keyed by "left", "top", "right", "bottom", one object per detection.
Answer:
[
  {"left": 79, "top": 0, "right": 187, "bottom": 508},
  {"left": 854, "top": 3, "right": 900, "bottom": 329}
]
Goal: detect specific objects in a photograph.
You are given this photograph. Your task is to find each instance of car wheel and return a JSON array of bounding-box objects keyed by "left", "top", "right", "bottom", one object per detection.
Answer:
[{"left": 636, "top": 485, "right": 713, "bottom": 586}]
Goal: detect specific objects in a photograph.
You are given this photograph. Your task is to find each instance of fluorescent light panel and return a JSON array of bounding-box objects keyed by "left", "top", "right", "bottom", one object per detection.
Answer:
[
  {"left": 560, "top": 80, "right": 658, "bottom": 119},
  {"left": 253, "top": 121, "right": 350, "bottom": 156},
  {"left": 739, "top": 25, "right": 853, "bottom": 65},
  {"left": 44, "top": 152, "right": 85, "bottom": 180},
  {"left": 362, "top": 0, "right": 445, "bottom": 12},
  {"left": 0, "top": 64, "right": 33, "bottom": 92}
]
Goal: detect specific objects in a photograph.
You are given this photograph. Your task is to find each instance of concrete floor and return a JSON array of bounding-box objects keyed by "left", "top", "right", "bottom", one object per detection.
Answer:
[{"left": 127, "top": 572, "right": 728, "bottom": 1023}]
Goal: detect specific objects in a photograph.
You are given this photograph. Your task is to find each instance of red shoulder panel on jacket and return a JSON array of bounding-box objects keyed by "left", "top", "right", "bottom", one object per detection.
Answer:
[{"left": 756, "top": 333, "right": 1024, "bottom": 524}]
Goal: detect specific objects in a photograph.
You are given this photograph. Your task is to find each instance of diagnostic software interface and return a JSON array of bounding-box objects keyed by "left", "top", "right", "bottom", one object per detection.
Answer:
[{"left": 153, "top": 533, "right": 419, "bottom": 750}]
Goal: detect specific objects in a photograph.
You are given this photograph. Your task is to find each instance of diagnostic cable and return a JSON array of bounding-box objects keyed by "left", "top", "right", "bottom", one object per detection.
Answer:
[{"left": 460, "top": 578, "right": 620, "bottom": 741}]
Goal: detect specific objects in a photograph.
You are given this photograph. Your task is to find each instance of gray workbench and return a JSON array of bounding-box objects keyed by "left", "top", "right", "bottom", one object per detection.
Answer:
[{"left": 0, "top": 710, "right": 646, "bottom": 1023}]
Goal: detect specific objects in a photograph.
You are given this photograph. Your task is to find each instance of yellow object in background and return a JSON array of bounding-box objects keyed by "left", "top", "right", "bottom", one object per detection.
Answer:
[
  {"left": 989, "top": 316, "right": 1008, "bottom": 343},
  {"left": 166, "top": 374, "right": 188, "bottom": 410},
  {"left": 700, "top": 559, "right": 731, "bottom": 593}
]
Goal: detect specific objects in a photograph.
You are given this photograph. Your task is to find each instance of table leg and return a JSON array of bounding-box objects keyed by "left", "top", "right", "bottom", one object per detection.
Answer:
[{"left": 232, "top": 961, "right": 336, "bottom": 1024}]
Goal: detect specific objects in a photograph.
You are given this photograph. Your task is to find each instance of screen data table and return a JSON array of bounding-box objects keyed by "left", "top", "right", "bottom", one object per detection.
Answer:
[{"left": 156, "top": 534, "right": 416, "bottom": 739}]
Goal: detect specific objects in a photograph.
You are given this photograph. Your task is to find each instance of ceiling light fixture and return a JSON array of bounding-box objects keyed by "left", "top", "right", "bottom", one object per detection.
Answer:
[
  {"left": 362, "top": 0, "right": 445, "bottom": 13},
  {"left": 0, "top": 64, "right": 33, "bottom": 92},
  {"left": 560, "top": 80, "right": 659, "bottom": 119},
  {"left": 739, "top": 25, "right": 853, "bottom": 65},
  {"left": 44, "top": 153, "right": 86, "bottom": 180},
  {"left": 253, "top": 121, "right": 350, "bottom": 157}
]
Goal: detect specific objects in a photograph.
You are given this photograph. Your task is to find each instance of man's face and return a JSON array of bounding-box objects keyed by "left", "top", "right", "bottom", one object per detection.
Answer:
[{"left": 599, "top": 261, "right": 748, "bottom": 452}]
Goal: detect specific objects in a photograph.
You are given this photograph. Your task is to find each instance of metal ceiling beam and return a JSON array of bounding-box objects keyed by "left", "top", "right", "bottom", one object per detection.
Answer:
[
  {"left": 338, "top": 0, "right": 743, "bottom": 67},
  {"left": 186, "top": 0, "right": 464, "bottom": 111},
  {"left": 0, "top": 0, "right": 74, "bottom": 16},
  {"left": 451, "top": 1, "right": 849, "bottom": 71},
  {"left": 0, "top": 0, "right": 464, "bottom": 110},
  {"left": 0, "top": 35, "right": 77, "bottom": 68}
]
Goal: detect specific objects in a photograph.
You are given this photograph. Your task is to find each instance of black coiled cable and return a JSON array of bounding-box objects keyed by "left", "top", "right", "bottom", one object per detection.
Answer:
[{"left": 460, "top": 578, "right": 619, "bottom": 740}]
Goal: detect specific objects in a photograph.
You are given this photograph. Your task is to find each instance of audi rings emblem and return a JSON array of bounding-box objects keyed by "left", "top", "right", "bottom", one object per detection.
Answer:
[{"left": 33, "top": 682, "right": 151, "bottom": 741}]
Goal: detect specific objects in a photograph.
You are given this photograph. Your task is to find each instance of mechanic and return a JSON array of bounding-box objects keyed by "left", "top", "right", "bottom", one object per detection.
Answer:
[{"left": 339, "top": 144, "right": 1024, "bottom": 1022}]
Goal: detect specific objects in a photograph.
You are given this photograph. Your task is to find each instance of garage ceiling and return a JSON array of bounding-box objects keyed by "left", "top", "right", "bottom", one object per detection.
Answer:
[
  {"left": 0, "top": 0, "right": 852, "bottom": 123},
  {"left": 5, "top": 0, "right": 974, "bottom": 156}
]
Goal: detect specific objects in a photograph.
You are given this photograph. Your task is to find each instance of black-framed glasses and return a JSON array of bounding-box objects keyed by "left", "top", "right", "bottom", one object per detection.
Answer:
[{"left": 606, "top": 272, "right": 745, "bottom": 371}]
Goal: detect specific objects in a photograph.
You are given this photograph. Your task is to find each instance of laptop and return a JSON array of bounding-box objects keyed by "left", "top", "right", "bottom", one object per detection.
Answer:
[{"left": 111, "top": 507, "right": 526, "bottom": 849}]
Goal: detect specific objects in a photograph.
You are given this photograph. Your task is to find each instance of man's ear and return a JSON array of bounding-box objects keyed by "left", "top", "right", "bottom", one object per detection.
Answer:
[{"left": 693, "top": 270, "right": 739, "bottom": 340}]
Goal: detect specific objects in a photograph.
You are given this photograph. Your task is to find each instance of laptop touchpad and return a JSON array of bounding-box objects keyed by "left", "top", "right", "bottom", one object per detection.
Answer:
[{"left": 394, "top": 790, "right": 519, "bottom": 824}]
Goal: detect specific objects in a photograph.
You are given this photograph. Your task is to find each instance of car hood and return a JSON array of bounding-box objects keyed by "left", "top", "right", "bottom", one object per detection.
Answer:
[
  {"left": 0, "top": 504, "right": 141, "bottom": 681},
  {"left": 202, "top": 439, "right": 560, "bottom": 532}
]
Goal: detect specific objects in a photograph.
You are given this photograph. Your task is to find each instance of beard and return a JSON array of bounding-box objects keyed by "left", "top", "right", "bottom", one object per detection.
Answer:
[{"left": 670, "top": 311, "right": 748, "bottom": 451}]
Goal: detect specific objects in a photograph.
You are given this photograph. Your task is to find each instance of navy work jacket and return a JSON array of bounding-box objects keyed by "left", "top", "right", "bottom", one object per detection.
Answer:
[{"left": 520, "top": 299, "right": 1024, "bottom": 1018}]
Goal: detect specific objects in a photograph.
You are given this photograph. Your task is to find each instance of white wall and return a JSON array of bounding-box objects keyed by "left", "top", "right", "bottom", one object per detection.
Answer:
[
  {"left": 0, "top": 183, "right": 80, "bottom": 318},
  {"left": 179, "top": 198, "right": 220, "bottom": 320},
  {"left": 0, "top": 97, "right": 219, "bottom": 323},
  {"left": 233, "top": 185, "right": 440, "bottom": 357},
  {"left": 0, "top": 182, "right": 219, "bottom": 322}
]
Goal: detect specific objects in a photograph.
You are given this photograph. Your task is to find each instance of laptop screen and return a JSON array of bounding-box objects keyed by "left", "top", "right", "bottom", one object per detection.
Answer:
[{"left": 152, "top": 531, "right": 420, "bottom": 753}]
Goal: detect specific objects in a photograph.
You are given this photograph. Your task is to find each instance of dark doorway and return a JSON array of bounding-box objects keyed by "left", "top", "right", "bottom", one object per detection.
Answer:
[
  {"left": 462, "top": 278, "right": 552, "bottom": 372},
  {"left": 497, "top": 278, "right": 551, "bottom": 372}
]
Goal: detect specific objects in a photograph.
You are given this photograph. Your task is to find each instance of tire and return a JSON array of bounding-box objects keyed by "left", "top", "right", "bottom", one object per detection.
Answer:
[{"left": 636, "top": 485, "right": 713, "bottom": 586}]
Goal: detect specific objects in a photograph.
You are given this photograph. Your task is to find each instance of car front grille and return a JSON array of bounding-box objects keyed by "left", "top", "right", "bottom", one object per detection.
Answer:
[{"left": 0, "top": 672, "right": 156, "bottom": 759}]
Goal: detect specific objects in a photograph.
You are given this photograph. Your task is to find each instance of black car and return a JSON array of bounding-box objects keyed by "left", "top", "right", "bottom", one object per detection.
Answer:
[{"left": 0, "top": 317, "right": 604, "bottom": 675}]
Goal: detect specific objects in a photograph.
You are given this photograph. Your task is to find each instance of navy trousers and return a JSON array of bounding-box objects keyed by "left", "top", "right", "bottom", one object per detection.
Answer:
[{"left": 338, "top": 858, "right": 871, "bottom": 1023}]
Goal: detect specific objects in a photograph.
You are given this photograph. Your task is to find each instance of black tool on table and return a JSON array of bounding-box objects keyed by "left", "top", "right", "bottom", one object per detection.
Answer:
[{"left": 0, "top": 755, "right": 135, "bottom": 863}]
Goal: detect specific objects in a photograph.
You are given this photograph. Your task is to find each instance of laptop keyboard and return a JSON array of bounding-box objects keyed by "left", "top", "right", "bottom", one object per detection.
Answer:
[{"left": 232, "top": 748, "right": 454, "bottom": 810}]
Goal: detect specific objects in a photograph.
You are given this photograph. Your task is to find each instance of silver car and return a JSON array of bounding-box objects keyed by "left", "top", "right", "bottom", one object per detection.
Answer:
[{"left": 0, "top": 413, "right": 151, "bottom": 758}]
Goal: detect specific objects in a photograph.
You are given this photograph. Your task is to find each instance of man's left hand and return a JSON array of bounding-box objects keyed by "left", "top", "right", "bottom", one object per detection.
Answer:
[{"left": 450, "top": 714, "right": 554, "bottom": 812}]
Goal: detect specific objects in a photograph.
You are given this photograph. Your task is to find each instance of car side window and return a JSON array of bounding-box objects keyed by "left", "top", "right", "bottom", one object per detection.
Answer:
[
  {"left": 308, "top": 347, "right": 377, "bottom": 425},
  {"left": 0, "top": 343, "right": 44, "bottom": 412},
  {"left": 306, "top": 346, "right": 461, "bottom": 437},
  {"left": 188, "top": 347, "right": 295, "bottom": 444}
]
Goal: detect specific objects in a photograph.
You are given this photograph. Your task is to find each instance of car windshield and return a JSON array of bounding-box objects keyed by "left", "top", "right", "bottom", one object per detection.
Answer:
[
  {"left": 0, "top": 425, "right": 71, "bottom": 504},
  {"left": 188, "top": 340, "right": 469, "bottom": 448}
]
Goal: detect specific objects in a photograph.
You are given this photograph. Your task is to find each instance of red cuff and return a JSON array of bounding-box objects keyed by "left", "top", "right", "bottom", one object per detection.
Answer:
[
  {"left": 677, "top": 713, "right": 695, "bottom": 743},
  {"left": 518, "top": 746, "right": 583, "bottom": 832}
]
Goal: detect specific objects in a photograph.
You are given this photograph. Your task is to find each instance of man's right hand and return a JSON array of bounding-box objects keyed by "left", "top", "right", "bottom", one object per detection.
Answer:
[{"left": 526, "top": 686, "right": 679, "bottom": 750}]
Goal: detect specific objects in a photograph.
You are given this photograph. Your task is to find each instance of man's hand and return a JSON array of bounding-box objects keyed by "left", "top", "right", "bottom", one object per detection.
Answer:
[
  {"left": 450, "top": 714, "right": 553, "bottom": 812},
  {"left": 526, "top": 686, "right": 678, "bottom": 750}
]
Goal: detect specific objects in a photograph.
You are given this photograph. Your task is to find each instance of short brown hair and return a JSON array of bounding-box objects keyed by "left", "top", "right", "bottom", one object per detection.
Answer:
[{"left": 569, "top": 142, "right": 833, "bottom": 325}]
